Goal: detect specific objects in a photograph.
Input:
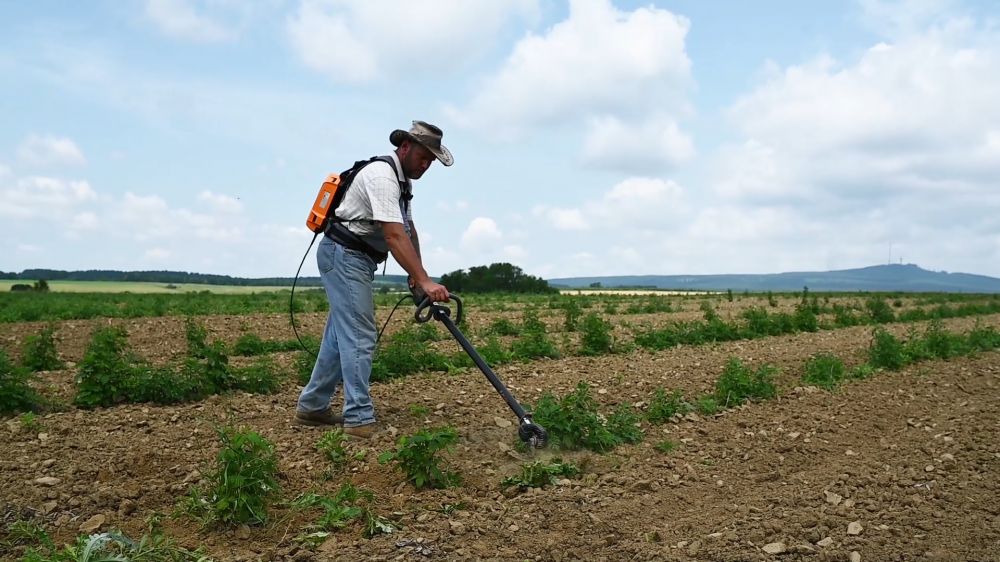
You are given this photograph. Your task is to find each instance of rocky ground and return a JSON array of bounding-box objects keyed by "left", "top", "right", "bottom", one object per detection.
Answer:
[{"left": 1, "top": 305, "right": 999, "bottom": 561}]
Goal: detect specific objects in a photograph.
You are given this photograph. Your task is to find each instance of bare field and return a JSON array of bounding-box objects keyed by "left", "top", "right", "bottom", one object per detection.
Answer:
[{"left": 1, "top": 294, "right": 999, "bottom": 561}]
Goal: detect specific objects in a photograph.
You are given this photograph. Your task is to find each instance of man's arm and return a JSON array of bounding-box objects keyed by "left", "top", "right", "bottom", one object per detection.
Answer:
[
  {"left": 408, "top": 221, "right": 420, "bottom": 260},
  {"left": 382, "top": 222, "right": 447, "bottom": 301}
]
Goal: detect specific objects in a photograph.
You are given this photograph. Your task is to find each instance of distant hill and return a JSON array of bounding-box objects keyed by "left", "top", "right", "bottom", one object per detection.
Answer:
[{"left": 549, "top": 264, "right": 1000, "bottom": 293}]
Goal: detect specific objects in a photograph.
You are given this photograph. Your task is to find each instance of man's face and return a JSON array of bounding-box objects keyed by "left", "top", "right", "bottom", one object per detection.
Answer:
[{"left": 399, "top": 141, "right": 435, "bottom": 180}]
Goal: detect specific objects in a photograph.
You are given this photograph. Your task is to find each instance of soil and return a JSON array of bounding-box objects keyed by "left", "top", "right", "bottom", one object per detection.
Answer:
[{"left": 1, "top": 304, "right": 999, "bottom": 561}]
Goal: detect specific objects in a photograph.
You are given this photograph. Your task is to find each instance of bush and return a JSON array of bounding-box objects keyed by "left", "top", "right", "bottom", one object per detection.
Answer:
[
  {"left": 967, "top": 323, "right": 1000, "bottom": 351},
  {"left": 714, "top": 358, "right": 777, "bottom": 407},
  {"left": 868, "top": 328, "right": 906, "bottom": 370},
  {"left": 74, "top": 326, "right": 142, "bottom": 408},
  {"left": 484, "top": 317, "right": 520, "bottom": 336},
  {"left": 378, "top": 427, "right": 461, "bottom": 490},
  {"left": 802, "top": 353, "right": 846, "bottom": 390},
  {"left": 866, "top": 297, "right": 895, "bottom": 323},
  {"left": 21, "top": 325, "right": 64, "bottom": 371},
  {"left": 0, "top": 349, "right": 41, "bottom": 415},
  {"left": 579, "top": 313, "right": 614, "bottom": 356},
  {"left": 923, "top": 320, "right": 968, "bottom": 359},
  {"left": 185, "top": 427, "right": 279, "bottom": 526},
  {"left": 511, "top": 309, "right": 560, "bottom": 360},
  {"left": 371, "top": 325, "right": 450, "bottom": 382},
  {"left": 531, "top": 382, "right": 618, "bottom": 452}
]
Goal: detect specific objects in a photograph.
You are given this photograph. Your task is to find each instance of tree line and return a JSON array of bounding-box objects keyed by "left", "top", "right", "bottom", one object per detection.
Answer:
[{"left": 439, "top": 263, "right": 554, "bottom": 293}]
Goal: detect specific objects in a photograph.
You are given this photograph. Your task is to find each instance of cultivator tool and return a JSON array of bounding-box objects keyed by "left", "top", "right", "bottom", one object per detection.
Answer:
[{"left": 413, "top": 293, "right": 548, "bottom": 449}]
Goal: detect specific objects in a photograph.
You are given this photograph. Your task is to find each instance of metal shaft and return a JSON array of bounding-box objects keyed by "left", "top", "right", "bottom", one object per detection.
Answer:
[{"left": 433, "top": 307, "right": 529, "bottom": 420}]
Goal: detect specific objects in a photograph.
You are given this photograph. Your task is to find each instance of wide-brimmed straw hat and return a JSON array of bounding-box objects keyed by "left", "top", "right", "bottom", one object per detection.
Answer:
[{"left": 389, "top": 120, "right": 454, "bottom": 167}]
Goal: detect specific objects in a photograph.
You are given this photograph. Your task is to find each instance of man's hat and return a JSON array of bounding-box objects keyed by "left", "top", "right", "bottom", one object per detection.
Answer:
[{"left": 390, "top": 120, "right": 454, "bottom": 167}]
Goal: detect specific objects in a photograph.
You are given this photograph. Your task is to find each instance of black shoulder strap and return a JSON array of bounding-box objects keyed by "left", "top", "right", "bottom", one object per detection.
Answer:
[{"left": 330, "top": 155, "right": 411, "bottom": 223}]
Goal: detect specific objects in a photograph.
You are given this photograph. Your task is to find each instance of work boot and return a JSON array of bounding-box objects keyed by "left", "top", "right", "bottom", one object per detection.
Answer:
[
  {"left": 295, "top": 409, "right": 344, "bottom": 427},
  {"left": 343, "top": 423, "right": 377, "bottom": 440}
]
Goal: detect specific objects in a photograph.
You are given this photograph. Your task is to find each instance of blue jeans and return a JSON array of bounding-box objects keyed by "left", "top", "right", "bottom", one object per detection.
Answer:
[{"left": 297, "top": 238, "right": 378, "bottom": 427}]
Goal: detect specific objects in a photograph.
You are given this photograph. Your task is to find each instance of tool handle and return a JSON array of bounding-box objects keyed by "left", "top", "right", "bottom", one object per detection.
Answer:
[{"left": 414, "top": 293, "right": 463, "bottom": 325}]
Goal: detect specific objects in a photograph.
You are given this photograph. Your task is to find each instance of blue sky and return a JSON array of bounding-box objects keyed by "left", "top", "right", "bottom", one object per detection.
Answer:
[{"left": 3, "top": 0, "right": 999, "bottom": 279}]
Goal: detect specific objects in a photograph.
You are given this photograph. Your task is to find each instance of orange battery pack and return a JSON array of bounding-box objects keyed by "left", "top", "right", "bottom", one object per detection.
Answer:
[{"left": 306, "top": 173, "right": 342, "bottom": 233}]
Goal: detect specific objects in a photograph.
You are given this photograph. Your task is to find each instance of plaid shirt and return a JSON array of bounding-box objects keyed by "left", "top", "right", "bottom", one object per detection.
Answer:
[{"left": 337, "top": 152, "right": 412, "bottom": 237}]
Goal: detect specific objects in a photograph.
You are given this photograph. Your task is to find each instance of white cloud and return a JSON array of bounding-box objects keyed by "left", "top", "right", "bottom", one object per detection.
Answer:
[
  {"left": 198, "top": 191, "right": 243, "bottom": 214},
  {"left": 503, "top": 245, "right": 526, "bottom": 260},
  {"left": 286, "top": 0, "right": 539, "bottom": 84},
  {"left": 720, "top": 20, "right": 1000, "bottom": 221},
  {"left": 544, "top": 177, "right": 687, "bottom": 233},
  {"left": 859, "top": 0, "right": 960, "bottom": 39},
  {"left": 450, "top": 0, "right": 692, "bottom": 137},
  {"left": 17, "top": 135, "right": 87, "bottom": 166},
  {"left": 582, "top": 114, "right": 695, "bottom": 173},
  {"left": 0, "top": 176, "right": 96, "bottom": 219},
  {"left": 460, "top": 216, "right": 503, "bottom": 251},
  {"left": 144, "top": 0, "right": 235, "bottom": 43}
]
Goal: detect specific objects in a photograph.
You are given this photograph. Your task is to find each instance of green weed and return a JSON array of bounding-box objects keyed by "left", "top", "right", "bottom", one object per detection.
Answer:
[
  {"left": 0, "top": 349, "right": 41, "bottom": 415},
  {"left": 579, "top": 313, "right": 614, "bottom": 356},
  {"left": 714, "top": 358, "right": 777, "bottom": 407},
  {"left": 290, "top": 484, "right": 395, "bottom": 539},
  {"left": 501, "top": 459, "right": 580, "bottom": 490},
  {"left": 317, "top": 429, "right": 348, "bottom": 469},
  {"left": 510, "top": 309, "right": 560, "bottom": 360},
  {"left": 184, "top": 426, "right": 279, "bottom": 526},
  {"left": 653, "top": 440, "right": 677, "bottom": 454},
  {"left": 801, "top": 353, "right": 846, "bottom": 390},
  {"left": 605, "top": 403, "right": 645, "bottom": 444},
  {"left": 531, "top": 382, "right": 619, "bottom": 452},
  {"left": 868, "top": 328, "right": 907, "bottom": 370},
  {"left": 646, "top": 388, "right": 691, "bottom": 424},
  {"left": 21, "top": 325, "right": 64, "bottom": 372},
  {"left": 378, "top": 427, "right": 461, "bottom": 490}
]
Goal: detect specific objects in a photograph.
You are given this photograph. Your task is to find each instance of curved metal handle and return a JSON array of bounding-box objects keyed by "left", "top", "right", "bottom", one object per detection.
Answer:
[{"left": 413, "top": 293, "right": 463, "bottom": 325}]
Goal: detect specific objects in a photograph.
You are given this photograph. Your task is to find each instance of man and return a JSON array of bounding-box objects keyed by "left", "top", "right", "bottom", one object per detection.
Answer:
[{"left": 296, "top": 121, "right": 451, "bottom": 439}]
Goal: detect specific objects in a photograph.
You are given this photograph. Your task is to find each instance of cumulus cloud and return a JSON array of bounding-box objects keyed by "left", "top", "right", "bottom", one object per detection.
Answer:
[
  {"left": 17, "top": 135, "right": 86, "bottom": 166},
  {"left": 144, "top": 0, "right": 235, "bottom": 43},
  {"left": 286, "top": 0, "right": 539, "bottom": 84},
  {"left": 460, "top": 217, "right": 503, "bottom": 252},
  {"left": 198, "top": 190, "right": 243, "bottom": 214},
  {"left": 582, "top": 115, "right": 695, "bottom": 174},
  {"left": 450, "top": 0, "right": 692, "bottom": 138},
  {"left": 537, "top": 177, "right": 687, "bottom": 233},
  {"left": 0, "top": 176, "right": 96, "bottom": 219},
  {"left": 859, "top": 0, "right": 961, "bottom": 38}
]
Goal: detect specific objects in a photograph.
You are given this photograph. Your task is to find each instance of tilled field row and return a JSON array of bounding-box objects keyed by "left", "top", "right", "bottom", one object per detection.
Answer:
[{"left": 1, "top": 313, "right": 999, "bottom": 561}]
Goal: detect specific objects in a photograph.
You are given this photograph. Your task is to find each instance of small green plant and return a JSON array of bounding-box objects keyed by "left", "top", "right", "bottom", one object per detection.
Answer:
[
  {"left": 531, "top": 382, "right": 618, "bottom": 452},
  {"left": 579, "top": 313, "right": 614, "bottom": 356},
  {"left": 18, "top": 411, "right": 42, "bottom": 431},
  {"left": 562, "top": 300, "right": 582, "bottom": 331},
  {"left": 868, "top": 328, "right": 907, "bottom": 370},
  {"left": 229, "top": 358, "right": 281, "bottom": 394},
  {"left": 21, "top": 325, "right": 64, "bottom": 372},
  {"left": 510, "top": 309, "right": 560, "bottom": 360},
  {"left": 485, "top": 317, "right": 520, "bottom": 336},
  {"left": 408, "top": 404, "right": 430, "bottom": 417},
  {"left": 371, "top": 325, "right": 450, "bottom": 382},
  {"left": 317, "top": 429, "right": 348, "bottom": 468},
  {"left": 802, "top": 352, "right": 846, "bottom": 390},
  {"left": 866, "top": 296, "right": 895, "bottom": 323},
  {"left": 3, "top": 518, "right": 52, "bottom": 550},
  {"left": 922, "top": 320, "right": 968, "bottom": 359},
  {"left": 184, "top": 426, "right": 279, "bottom": 526},
  {"left": 646, "top": 387, "right": 691, "bottom": 424},
  {"left": 967, "top": 322, "right": 1000, "bottom": 351},
  {"left": 378, "top": 427, "right": 461, "bottom": 490},
  {"left": 714, "top": 358, "right": 777, "bottom": 407},
  {"left": 291, "top": 483, "right": 395, "bottom": 539},
  {"left": 476, "top": 335, "right": 513, "bottom": 365},
  {"left": 74, "top": 326, "right": 139, "bottom": 408},
  {"left": 21, "top": 521, "right": 206, "bottom": 562},
  {"left": 653, "top": 439, "right": 677, "bottom": 454},
  {"left": 294, "top": 351, "right": 315, "bottom": 385},
  {"left": 501, "top": 459, "right": 580, "bottom": 490},
  {"left": 232, "top": 332, "right": 268, "bottom": 356},
  {"left": 1, "top": 349, "right": 41, "bottom": 415},
  {"left": 848, "top": 363, "right": 876, "bottom": 380},
  {"left": 693, "top": 395, "right": 720, "bottom": 415},
  {"left": 605, "top": 403, "right": 644, "bottom": 444}
]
